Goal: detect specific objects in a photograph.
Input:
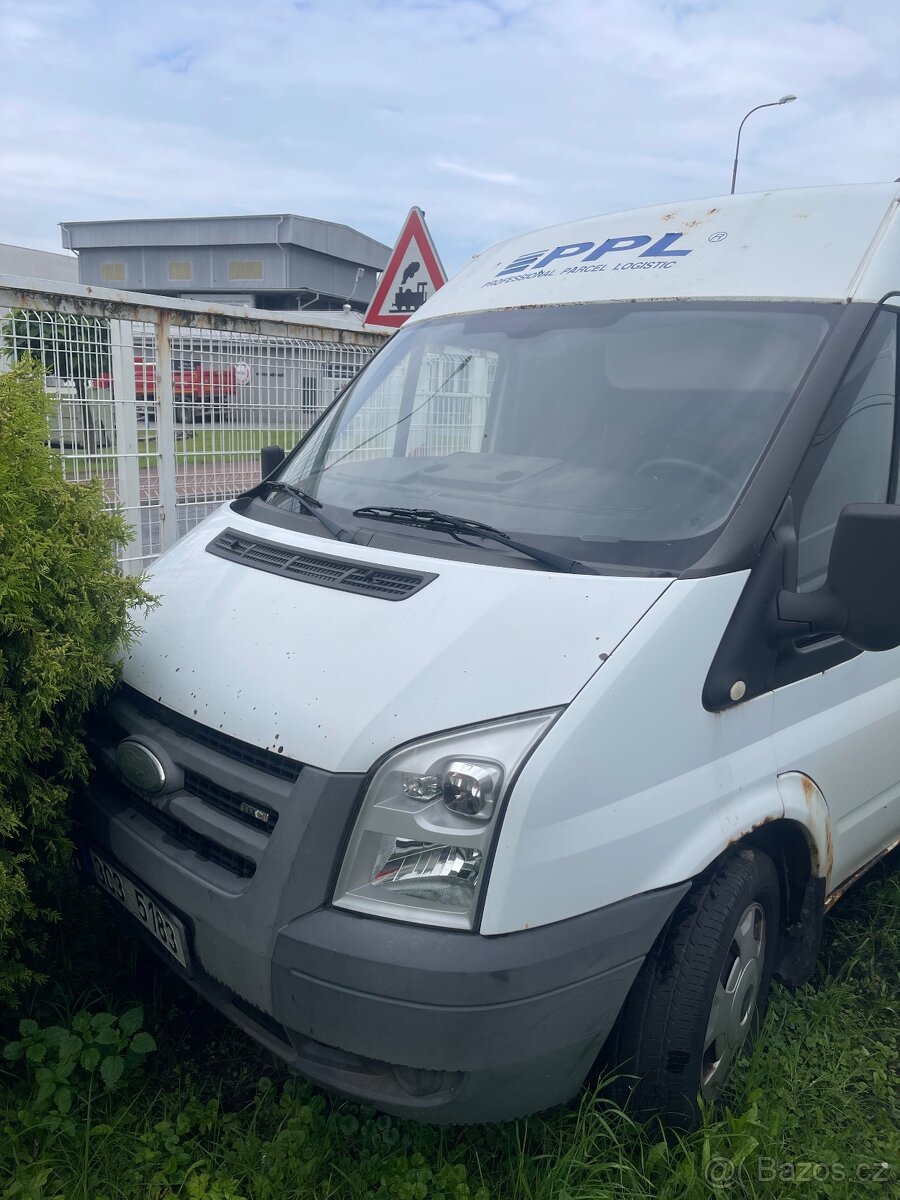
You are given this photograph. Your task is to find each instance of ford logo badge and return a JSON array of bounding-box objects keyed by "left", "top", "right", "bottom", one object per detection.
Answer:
[{"left": 116, "top": 739, "right": 166, "bottom": 794}]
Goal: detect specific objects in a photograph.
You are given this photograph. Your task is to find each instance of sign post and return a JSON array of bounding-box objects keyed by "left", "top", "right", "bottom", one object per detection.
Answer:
[{"left": 364, "top": 207, "right": 447, "bottom": 330}]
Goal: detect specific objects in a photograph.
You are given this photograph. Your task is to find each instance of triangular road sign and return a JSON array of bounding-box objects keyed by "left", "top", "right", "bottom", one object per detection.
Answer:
[{"left": 364, "top": 207, "right": 447, "bottom": 329}]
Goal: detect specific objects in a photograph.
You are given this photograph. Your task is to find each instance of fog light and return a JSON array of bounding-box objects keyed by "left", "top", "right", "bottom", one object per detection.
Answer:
[
  {"left": 391, "top": 1064, "right": 460, "bottom": 1097},
  {"left": 442, "top": 761, "right": 500, "bottom": 820},
  {"left": 372, "top": 838, "right": 482, "bottom": 907}
]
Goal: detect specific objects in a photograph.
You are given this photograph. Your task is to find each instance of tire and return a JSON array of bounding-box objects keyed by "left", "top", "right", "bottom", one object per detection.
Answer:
[{"left": 608, "top": 846, "right": 780, "bottom": 1128}]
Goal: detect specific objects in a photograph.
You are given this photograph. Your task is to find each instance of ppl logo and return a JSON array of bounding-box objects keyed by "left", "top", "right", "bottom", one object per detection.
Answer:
[{"left": 496, "top": 233, "right": 691, "bottom": 276}]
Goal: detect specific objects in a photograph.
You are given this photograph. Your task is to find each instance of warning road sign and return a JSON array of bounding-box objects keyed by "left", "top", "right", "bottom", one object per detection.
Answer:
[{"left": 364, "top": 207, "right": 447, "bottom": 329}]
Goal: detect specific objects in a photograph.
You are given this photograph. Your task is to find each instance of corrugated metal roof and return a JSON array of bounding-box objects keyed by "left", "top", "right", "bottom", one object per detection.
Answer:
[{"left": 60, "top": 214, "right": 390, "bottom": 270}]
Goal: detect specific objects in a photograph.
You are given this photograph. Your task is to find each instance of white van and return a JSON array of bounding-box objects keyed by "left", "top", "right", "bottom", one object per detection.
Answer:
[{"left": 81, "top": 184, "right": 900, "bottom": 1126}]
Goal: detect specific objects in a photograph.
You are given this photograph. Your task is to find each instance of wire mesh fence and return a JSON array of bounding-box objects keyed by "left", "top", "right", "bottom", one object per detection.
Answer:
[
  {"left": 0, "top": 281, "right": 384, "bottom": 573},
  {"left": 320, "top": 346, "right": 499, "bottom": 472}
]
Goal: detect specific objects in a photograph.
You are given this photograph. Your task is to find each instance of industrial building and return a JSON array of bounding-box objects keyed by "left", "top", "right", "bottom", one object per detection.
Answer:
[
  {"left": 0, "top": 242, "right": 79, "bottom": 283},
  {"left": 59, "top": 214, "right": 391, "bottom": 313}
]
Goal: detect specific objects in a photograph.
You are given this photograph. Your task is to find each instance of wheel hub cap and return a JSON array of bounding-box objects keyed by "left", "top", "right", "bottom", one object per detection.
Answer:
[{"left": 700, "top": 900, "right": 766, "bottom": 1102}]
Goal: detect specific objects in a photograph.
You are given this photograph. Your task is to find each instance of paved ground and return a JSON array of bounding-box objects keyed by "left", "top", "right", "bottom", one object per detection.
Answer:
[
  {"left": 137, "top": 458, "right": 261, "bottom": 503},
  {"left": 122, "top": 458, "right": 261, "bottom": 568}
]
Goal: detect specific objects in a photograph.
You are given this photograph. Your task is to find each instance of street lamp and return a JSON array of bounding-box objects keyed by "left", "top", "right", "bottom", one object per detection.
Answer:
[{"left": 730, "top": 95, "right": 796, "bottom": 194}]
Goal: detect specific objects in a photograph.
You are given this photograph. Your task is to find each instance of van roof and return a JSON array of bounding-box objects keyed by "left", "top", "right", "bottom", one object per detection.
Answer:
[{"left": 414, "top": 183, "right": 900, "bottom": 321}]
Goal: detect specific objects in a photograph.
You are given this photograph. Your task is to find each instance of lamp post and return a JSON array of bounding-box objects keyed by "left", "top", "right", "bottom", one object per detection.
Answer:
[{"left": 730, "top": 95, "right": 796, "bottom": 194}]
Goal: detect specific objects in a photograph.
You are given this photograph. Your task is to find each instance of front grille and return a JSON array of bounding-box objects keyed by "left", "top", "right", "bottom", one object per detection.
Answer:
[
  {"left": 130, "top": 792, "right": 256, "bottom": 879},
  {"left": 119, "top": 685, "right": 301, "bottom": 782},
  {"left": 183, "top": 768, "right": 278, "bottom": 834},
  {"left": 206, "top": 528, "right": 436, "bottom": 601}
]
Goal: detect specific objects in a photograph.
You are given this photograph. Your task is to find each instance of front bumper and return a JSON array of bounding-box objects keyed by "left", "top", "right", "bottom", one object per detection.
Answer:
[
  {"left": 80, "top": 687, "right": 688, "bottom": 1122},
  {"left": 268, "top": 888, "right": 688, "bottom": 1122}
]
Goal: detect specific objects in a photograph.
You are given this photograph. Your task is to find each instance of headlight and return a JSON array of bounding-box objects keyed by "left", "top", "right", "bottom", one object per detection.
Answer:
[{"left": 333, "top": 709, "right": 560, "bottom": 929}]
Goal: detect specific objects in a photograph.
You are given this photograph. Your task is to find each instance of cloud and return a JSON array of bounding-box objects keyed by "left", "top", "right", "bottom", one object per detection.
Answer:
[
  {"left": 143, "top": 41, "right": 200, "bottom": 74},
  {"left": 433, "top": 159, "right": 521, "bottom": 185},
  {"left": 1, "top": 0, "right": 899, "bottom": 273}
]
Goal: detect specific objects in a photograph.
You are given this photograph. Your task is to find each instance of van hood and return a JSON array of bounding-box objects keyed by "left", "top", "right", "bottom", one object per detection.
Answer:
[{"left": 122, "top": 507, "right": 671, "bottom": 773}]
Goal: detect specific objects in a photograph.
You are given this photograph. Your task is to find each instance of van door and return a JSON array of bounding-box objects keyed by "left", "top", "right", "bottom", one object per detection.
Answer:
[{"left": 772, "top": 306, "right": 900, "bottom": 890}]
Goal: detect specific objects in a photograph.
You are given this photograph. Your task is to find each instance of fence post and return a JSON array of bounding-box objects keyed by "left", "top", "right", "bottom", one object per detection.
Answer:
[
  {"left": 0, "top": 305, "right": 10, "bottom": 375},
  {"left": 154, "top": 313, "right": 179, "bottom": 554},
  {"left": 0, "top": 279, "right": 383, "bottom": 567},
  {"left": 108, "top": 319, "right": 142, "bottom": 571}
]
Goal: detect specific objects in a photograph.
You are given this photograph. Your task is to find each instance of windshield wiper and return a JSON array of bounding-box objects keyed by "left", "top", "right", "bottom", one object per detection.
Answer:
[
  {"left": 353, "top": 506, "right": 597, "bottom": 574},
  {"left": 264, "top": 481, "right": 350, "bottom": 540}
]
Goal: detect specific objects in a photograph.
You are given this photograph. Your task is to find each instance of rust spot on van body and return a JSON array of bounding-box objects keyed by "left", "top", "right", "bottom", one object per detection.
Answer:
[
  {"left": 797, "top": 773, "right": 832, "bottom": 878},
  {"left": 725, "top": 811, "right": 778, "bottom": 848},
  {"left": 824, "top": 819, "right": 834, "bottom": 879},
  {"left": 824, "top": 837, "right": 898, "bottom": 911}
]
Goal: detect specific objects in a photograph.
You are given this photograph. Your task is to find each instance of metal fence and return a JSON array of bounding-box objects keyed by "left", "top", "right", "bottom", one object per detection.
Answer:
[
  {"left": 0, "top": 277, "right": 385, "bottom": 573},
  {"left": 319, "top": 347, "right": 499, "bottom": 474}
]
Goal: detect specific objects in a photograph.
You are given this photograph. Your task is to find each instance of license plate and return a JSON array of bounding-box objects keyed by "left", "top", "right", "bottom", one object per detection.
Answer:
[{"left": 89, "top": 849, "right": 190, "bottom": 969}]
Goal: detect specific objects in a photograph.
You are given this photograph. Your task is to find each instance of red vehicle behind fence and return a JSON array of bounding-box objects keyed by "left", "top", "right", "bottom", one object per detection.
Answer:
[{"left": 93, "top": 358, "right": 239, "bottom": 421}]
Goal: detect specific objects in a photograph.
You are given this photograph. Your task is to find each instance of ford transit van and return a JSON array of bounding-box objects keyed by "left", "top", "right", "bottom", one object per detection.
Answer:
[{"left": 80, "top": 184, "right": 900, "bottom": 1125}]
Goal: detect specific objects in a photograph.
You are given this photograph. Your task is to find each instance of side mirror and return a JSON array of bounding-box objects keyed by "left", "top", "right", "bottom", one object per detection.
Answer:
[
  {"left": 776, "top": 503, "right": 900, "bottom": 652},
  {"left": 260, "top": 444, "right": 285, "bottom": 480}
]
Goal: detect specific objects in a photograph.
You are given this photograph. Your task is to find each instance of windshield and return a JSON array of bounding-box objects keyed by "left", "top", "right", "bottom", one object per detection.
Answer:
[{"left": 275, "top": 302, "right": 833, "bottom": 571}]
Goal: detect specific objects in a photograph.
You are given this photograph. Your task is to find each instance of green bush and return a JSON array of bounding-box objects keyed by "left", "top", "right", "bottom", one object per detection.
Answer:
[{"left": 0, "top": 357, "right": 152, "bottom": 1001}]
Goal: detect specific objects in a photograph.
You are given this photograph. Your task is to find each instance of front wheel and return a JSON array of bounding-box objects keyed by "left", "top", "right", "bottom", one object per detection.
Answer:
[{"left": 609, "top": 846, "right": 780, "bottom": 1127}]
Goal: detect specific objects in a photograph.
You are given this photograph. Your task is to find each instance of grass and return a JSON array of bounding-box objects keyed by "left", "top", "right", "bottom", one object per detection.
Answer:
[
  {"left": 61, "top": 425, "right": 306, "bottom": 474},
  {"left": 1, "top": 853, "right": 897, "bottom": 1199}
]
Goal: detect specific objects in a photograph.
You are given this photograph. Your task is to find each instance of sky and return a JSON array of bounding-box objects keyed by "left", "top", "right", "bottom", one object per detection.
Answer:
[{"left": 2, "top": 0, "right": 900, "bottom": 275}]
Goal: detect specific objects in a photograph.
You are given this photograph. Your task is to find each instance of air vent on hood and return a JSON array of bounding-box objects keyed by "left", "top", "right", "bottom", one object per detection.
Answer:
[{"left": 206, "top": 528, "right": 437, "bottom": 601}]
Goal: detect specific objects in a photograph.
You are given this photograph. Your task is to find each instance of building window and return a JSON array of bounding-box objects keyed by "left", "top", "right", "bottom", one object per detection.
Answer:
[
  {"left": 229, "top": 260, "right": 264, "bottom": 281},
  {"left": 100, "top": 262, "right": 126, "bottom": 282},
  {"left": 168, "top": 261, "right": 192, "bottom": 281}
]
